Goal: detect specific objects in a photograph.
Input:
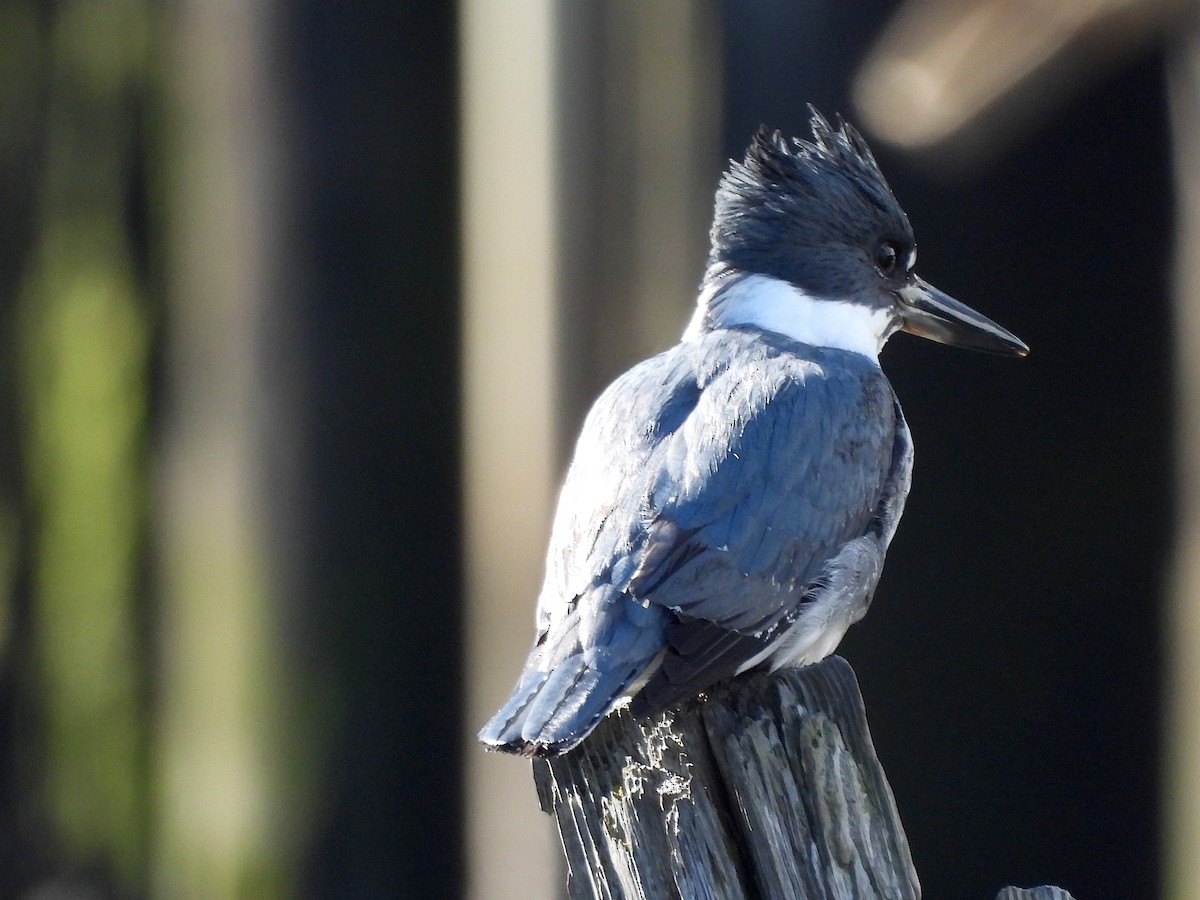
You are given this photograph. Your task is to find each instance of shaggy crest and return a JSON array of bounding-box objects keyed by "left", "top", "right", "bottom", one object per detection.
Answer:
[{"left": 709, "top": 108, "right": 913, "bottom": 288}]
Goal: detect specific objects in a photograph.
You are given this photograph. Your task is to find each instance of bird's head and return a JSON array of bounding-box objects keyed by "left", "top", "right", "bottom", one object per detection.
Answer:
[{"left": 697, "top": 109, "right": 1027, "bottom": 359}]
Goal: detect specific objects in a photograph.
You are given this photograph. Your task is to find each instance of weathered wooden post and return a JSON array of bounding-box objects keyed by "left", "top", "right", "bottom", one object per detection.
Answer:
[{"left": 533, "top": 656, "right": 1074, "bottom": 900}]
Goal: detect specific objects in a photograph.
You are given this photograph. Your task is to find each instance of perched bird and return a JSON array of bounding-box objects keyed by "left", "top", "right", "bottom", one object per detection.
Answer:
[{"left": 479, "top": 109, "right": 1027, "bottom": 758}]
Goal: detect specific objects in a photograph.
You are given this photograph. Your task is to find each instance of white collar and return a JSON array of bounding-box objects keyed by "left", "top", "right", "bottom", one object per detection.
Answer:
[{"left": 684, "top": 273, "right": 897, "bottom": 362}]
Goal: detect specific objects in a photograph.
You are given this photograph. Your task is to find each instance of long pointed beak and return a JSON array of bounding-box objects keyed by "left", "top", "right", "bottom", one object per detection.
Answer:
[{"left": 897, "top": 277, "right": 1028, "bottom": 357}]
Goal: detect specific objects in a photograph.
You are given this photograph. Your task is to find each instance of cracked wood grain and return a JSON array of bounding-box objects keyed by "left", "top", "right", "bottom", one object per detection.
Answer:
[{"left": 533, "top": 656, "right": 1076, "bottom": 900}]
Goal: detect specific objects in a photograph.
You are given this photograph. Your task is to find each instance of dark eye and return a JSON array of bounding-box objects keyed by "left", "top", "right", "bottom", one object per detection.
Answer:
[{"left": 875, "top": 241, "right": 899, "bottom": 276}]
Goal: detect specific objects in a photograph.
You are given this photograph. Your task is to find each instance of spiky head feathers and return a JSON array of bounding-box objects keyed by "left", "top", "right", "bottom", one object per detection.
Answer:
[{"left": 709, "top": 110, "right": 914, "bottom": 296}]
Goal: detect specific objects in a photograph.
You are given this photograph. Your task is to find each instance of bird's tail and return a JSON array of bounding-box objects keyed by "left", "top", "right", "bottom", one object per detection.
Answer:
[{"left": 478, "top": 652, "right": 642, "bottom": 758}]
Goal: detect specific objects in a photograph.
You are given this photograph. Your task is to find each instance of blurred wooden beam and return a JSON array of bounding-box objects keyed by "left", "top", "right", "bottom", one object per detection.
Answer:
[
  {"left": 853, "top": 0, "right": 1171, "bottom": 163},
  {"left": 461, "top": 1, "right": 562, "bottom": 898},
  {"left": 1167, "top": 16, "right": 1200, "bottom": 898},
  {"left": 155, "top": 1, "right": 303, "bottom": 895},
  {"left": 556, "top": 1, "right": 721, "bottom": 423}
]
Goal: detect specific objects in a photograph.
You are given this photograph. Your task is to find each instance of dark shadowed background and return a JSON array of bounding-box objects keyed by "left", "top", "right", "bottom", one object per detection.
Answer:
[{"left": 0, "top": 1, "right": 1186, "bottom": 898}]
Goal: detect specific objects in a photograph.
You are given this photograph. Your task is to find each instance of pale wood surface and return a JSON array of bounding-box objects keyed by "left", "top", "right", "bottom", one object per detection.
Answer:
[
  {"left": 533, "top": 656, "right": 917, "bottom": 899},
  {"left": 533, "top": 656, "right": 1076, "bottom": 900}
]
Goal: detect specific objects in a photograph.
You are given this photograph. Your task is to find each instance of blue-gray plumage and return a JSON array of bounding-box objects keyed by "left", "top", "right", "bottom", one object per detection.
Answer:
[{"left": 480, "top": 109, "right": 1027, "bottom": 757}]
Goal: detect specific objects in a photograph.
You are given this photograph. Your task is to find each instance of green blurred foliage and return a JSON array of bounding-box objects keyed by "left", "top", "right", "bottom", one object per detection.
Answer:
[
  {"left": 2, "top": 0, "right": 399, "bottom": 895},
  {"left": 12, "top": 0, "right": 152, "bottom": 891},
  {"left": 19, "top": 223, "right": 148, "bottom": 885}
]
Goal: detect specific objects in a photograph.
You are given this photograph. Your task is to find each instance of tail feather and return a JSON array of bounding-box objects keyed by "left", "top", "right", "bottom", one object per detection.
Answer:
[
  {"left": 480, "top": 593, "right": 670, "bottom": 756},
  {"left": 477, "top": 669, "right": 550, "bottom": 747},
  {"left": 478, "top": 653, "right": 639, "bottom": 757}
]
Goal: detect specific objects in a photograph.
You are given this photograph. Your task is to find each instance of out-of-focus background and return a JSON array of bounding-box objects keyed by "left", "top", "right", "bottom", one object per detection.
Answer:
[{"left": 0, "top": 0, "right": 1196, "bottom": 897}]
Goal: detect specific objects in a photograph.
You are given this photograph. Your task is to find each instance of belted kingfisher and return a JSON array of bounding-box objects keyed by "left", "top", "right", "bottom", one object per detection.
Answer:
[{"left": 480, "top": 109, "right": 1027, "bottom": 758}]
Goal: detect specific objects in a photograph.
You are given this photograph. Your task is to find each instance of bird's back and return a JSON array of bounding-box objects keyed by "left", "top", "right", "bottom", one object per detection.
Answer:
[{"left": 479, "top": 327, "right": 905, "bottom": 756}]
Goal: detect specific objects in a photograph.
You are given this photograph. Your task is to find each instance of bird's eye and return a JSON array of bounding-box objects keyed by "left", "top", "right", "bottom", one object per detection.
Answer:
[{"left": 875, "top": 241, "right": 899, "bottom": 276}]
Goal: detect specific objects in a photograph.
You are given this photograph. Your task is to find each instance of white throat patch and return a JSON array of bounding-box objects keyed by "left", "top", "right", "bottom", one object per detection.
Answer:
[{"left": 685, "top": 274, "right": 896, "bottom": 362}]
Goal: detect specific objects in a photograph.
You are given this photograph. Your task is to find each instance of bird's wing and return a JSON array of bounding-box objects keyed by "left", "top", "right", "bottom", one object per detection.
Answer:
[
  {"left": 623, "top": 340, "right": 901, "bottom": 715},
  {"left": 479, "top": 346, "right": 708, "bottom": 754},
  {"left": 480, "top": 334, "right": 901, "bottom": 754}
]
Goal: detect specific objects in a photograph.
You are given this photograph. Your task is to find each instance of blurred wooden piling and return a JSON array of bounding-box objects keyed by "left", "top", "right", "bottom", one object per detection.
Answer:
[{"left": 533, "top": 656, "right": 1075, "bottom": 900}]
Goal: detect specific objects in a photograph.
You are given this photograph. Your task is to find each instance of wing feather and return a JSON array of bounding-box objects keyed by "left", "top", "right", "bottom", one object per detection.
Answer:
[
  {"left": 482, "top": 329, "right": 904, "bottom": 752},
  {"left": 625, "top": 337, "right": 899, "bottom": 713}
]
